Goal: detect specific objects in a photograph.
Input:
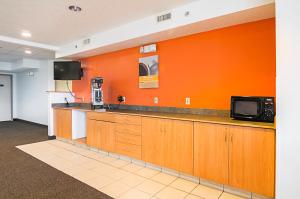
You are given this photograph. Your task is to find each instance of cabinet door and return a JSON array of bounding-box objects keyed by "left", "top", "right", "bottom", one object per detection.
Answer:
[
  {"left": 142, "top": 117, "right": 165, "bottom": 166},
  {"left": 54, "top": 109, "right": 61, "bottom": 137},
  {"left": 194, "top": 122, "right": 229, "bottom": 184},
  {"left": 54, "top": 109, "right": 72, "bottom": 139},
  {"left": 86, "top": 119, "right": 99, "bottom": 148},
  {"left": 164, "top": 119, "right": 193, "bottom": 175},
  {"left": 96, "top": 121, "right": 115, "bottom": 152},
  {"left": 229, "top": 126, "right": 275, "bottom": 198}
]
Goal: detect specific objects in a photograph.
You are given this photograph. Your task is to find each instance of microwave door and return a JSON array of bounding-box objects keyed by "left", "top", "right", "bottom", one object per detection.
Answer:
[
  {"left": 233, "top": 99, "right": 260, "bottom": 119},
  {"left": 256, "top": 98, "right": 264, "bottom": 118}
]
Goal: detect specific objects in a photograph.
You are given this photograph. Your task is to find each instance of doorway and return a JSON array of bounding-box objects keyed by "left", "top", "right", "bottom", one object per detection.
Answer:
[{"left": 0, "top": 74, "right": 12, "bottom": 121}]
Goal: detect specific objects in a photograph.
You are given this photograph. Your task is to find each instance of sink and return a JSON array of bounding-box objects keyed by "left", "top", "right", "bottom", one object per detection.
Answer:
[
  {"left": 64, "top": 103, "right": 79, "bottom": 108},
  {"left": 94, "top": 109, "right": 106, "bottom": 112}
]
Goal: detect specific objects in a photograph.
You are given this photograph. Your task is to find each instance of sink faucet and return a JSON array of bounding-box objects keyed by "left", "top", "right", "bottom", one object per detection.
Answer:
[{"left": 64, "top": 98, "right": 70, "bottom": 106}]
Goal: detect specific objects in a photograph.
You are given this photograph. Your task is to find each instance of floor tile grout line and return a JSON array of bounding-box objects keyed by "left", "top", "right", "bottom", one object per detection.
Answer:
[
  {"left": 51, "top": 140, "right": 145, "bottom": 170},
  {"left": 218, "top": 190, "right": 224, "bottom": 199},
  {"left": 36, "top": 140, "right": 244, "bottom": 199},
  {"left": 21, "top": 144, "right": 133, "bottom": 197},
  {"left": 47, "top": 140, "right": 136, "bottom": 171},
  {"left": 36, "top": 142, "right": 127, "bottom": 171},
  {"left": 147, "top": 173, "right": 178, "bottom": 197},
  {"left": 99, "top": 180, "right": 133, "bottom": 198},
  {"left": 45, "top": 140, "right": 169, "bottom": 197},
  {"left": 18, "top": 142, "right": 196, "bottom": 198},
  {"left": 117, "top": 165, "right": 178, "bottom": 198},
  {"left": 153, "top": 179, "right": 180, "bottom": 197},
  {"left": 59, "top": 142, "right": 143, "bottom": 172},
  {"left": 116, "top": 176, "right": 154, "bottom": 198},
  {"left": 187, "top": 181, "right": 202, "bottom": 197},
  {"left": 22, "top": 141, "right": 197, "bottom": 195},
  {"left": 49, "top": 140, "right": 182, "bottom": 186},
  {"left": 47, "top": 140, "right": 206, "bottom": 197}
]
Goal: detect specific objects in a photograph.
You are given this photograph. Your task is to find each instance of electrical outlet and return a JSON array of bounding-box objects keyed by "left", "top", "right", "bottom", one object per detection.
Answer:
[
  {"left": 154, "top": 97, "right": 159, "bottom": 104},
  {"left": 185, "top": 97, "right": 191, "bottom": 105},
  {"left": 117, "top": 95, "right": 125, "bottom": 103}
]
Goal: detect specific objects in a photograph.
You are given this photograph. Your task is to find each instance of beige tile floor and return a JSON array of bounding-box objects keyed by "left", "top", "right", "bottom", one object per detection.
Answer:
[{"left": 16, "top": 140, "right": 245, "bottom": 199}]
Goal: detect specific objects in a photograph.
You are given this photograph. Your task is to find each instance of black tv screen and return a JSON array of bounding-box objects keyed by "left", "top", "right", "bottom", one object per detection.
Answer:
[{"left": 54, "top": 61, "right": 82, "bottom": 80}]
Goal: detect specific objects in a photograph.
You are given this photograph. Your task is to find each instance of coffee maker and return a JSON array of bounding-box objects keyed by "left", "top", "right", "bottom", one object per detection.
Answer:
[{"left": 91, "top": 77, "right": 105, "bottom": 110}]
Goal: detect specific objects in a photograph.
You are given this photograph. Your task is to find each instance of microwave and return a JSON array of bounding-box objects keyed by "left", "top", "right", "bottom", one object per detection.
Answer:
[{"left": 230, "top": 96, "right": 275, "bottom": 122}]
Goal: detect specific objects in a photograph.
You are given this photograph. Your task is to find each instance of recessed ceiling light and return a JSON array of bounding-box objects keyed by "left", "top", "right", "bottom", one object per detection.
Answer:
[
  {"left": 25, "top": 49, "right": 32, "bottom": 54},
  {"left": 21, "top": 31, "right": 31, "bottom": 38},
  {"left": 68, "top": 5, "right": 82, "bottom": 12}
]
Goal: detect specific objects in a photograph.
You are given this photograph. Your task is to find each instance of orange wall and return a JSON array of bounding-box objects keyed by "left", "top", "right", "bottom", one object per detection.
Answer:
[{"left": 73, "top": 18, "right": 276, "bottom": 110}]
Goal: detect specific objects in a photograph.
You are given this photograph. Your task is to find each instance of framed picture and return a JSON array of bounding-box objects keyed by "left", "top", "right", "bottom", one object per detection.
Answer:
[{"left": 139, "top": 55, "right": 159, "bottom": 88}]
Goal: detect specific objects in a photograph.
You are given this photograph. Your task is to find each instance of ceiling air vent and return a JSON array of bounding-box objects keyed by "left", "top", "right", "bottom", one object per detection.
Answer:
[
  {"left": 157, "top": 13, "right": 172, "bottom": 22},
  {"left": 82, "top": 38, "right": 91, "bottom": 45}
]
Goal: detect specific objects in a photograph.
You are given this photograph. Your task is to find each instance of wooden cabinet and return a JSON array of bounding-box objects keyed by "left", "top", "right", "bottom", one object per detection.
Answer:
[
  {"left": 115, "top": 132, "right": 141, "bottom": 145},
  {"left": 97, "top": 121, "right": 115, "bottom": 152},
  {"left": 86, "top": 119, "right": 115, "bottom": 152},
  {"left": 114, "top": 115, "right": 142, "bottom": 159},
  {"left": 115, "top": 123, "right": 141, "bottom": 136},
  {"left": 194, "top": 122, "right": 275, "bottom": 198},
  {"left": 142, "top": 117, "right": 165, "bottom": 166},
  {"left": 86, "top": 119, "right": 99, "bottom": 148},
  {"left": 115, "top": 114, "right": 141, "bottom": 125},
  {"left": 164, "top": 119, "right": 194, "bottom": 174},
  {"left": 54, "top": 108, "right": 72, "bottom": 139},
  {"left": 142, "top": 117, "right": 194, "bottom": 174},
  {"left": 229, "top": 126, "right": 275, "bottom": 198},
  {"left": 87, "top": 112, "right": 116, "bottom": 122},
  {"left": 58, "top": 109, "right": 275, "bottom": 198},
  {"left": 194, "top": 123, "right": 229, "bottom": 184},
  {"left": 115, "top": 142, "right": 142, "bottom": 159},
  {"left": 86, "top": 113, "right": 142, "bottom": 158}
]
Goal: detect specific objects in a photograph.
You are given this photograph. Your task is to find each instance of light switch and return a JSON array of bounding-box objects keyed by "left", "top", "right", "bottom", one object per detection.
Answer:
[
  {"left": 154, "top": 97, "right": 159, "bottom": 104},
  {"left": 185, "top": 97, "right": 191, "bottom": 105}
]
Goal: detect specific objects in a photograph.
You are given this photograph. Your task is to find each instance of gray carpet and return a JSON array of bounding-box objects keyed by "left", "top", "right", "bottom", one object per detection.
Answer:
[{"left": 0, "top": 120, "right": 113, "bottom": 199}]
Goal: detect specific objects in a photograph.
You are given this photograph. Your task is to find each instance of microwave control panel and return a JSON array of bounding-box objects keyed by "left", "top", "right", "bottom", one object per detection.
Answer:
[{"left": 262, "top": 98, "right": 275, "bottom": 122}]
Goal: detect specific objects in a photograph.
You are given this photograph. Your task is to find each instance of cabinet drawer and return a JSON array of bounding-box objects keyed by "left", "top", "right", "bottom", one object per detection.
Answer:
[
  {"left": 115, "top": 114, "right": 141, "bottom": 125},
  {"left": 87, "top": 112, "right": 116, "bottom": 122},
  {"left": 115, "top": 123, "right": 141, "bottom": 136},
  {"left": 116, "top": 132, "right": 141, "bottom": 145},
  {"left": 115, "top": 142, "right": 141, "bottom": 160}
]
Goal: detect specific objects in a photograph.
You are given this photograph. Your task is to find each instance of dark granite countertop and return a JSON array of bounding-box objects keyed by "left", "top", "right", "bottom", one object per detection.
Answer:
[{"left": 52, "top": 103, "right": 275, "bottom": 130}]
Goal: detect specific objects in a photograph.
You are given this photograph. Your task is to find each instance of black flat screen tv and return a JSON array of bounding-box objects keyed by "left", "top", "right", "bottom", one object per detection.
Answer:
[{"left": 54, "top": 61, "right": 83, "bottom": 80}]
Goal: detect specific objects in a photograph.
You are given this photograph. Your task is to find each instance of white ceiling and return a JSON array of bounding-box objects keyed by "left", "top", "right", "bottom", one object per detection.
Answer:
[
  {"left": 0, "top": 0, "right": 196, "bottom": 46},
  {"left": 0, "top": 40, "right": 55, "bottom": 62},
  {"left": 0, "top": 0, "right": 274, "bottom": 63}
]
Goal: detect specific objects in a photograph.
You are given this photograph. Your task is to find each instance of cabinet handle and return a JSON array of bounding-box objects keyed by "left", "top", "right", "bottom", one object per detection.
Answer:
[{"left": 225, "top": 134, "right": 227, "bottom": 142}]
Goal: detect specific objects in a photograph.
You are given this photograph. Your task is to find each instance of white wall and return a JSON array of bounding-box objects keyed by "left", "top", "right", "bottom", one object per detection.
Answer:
[
  {"left": 276, "top": 0, "right": 300, "bottom": 198},
  {"left": 16, "top": 60, "right": 50, "bottom": 125},
  {"left": 0, "top": 61, "right": 12, "bottom": 71}
]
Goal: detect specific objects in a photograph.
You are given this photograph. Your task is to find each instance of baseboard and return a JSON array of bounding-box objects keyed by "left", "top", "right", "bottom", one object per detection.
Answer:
[
  {"left": 13, "top": 118, "right": 48, "bottom": 128},
  {"left": 48, "top": 135, "right": 56, "bottom": 140}
]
